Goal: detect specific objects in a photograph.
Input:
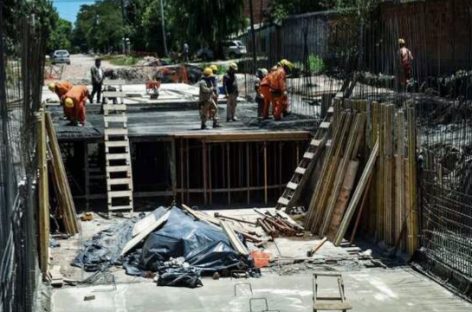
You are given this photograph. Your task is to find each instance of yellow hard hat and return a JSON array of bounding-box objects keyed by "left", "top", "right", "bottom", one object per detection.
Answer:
[
  {"left": 64, "top": 97, "right": 74, "bottom": 108},
  {"left": 279, "top": 59, "right": 294, "bottom": 69},
  {"left": 203, "top": 67, "right": 213, "bottom": 77},
  {"left": 229, "top": 62, "right": 238, "bottom": 71},
  {"left": 271, "top": 65, "right": 278, "bottom": 72},
  {"left": 48, "top": 82, "right": 56, "bottom": 92},
  {"left": 210, "top": 64, "right": 218, "bottom": 72}
]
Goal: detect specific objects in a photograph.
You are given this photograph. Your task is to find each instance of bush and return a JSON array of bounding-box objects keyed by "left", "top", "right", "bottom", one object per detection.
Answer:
[{"left": 307, "top": 54, "right": 325, "bottom": 74}]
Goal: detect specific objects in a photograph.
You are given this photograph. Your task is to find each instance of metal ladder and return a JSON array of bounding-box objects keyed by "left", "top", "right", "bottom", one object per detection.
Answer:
[
  {"left": 275, "top": 106, "right": 333, "bottom": 211},
  {"left": 103, "top": 96, "right": 134, "bottom": 215},
  {"left": 313, "top": 272, "right": 352, "bottom": 312}
]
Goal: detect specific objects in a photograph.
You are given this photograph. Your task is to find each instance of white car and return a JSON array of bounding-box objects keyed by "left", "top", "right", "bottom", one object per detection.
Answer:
[
  {"left": 222, "top": 40, "right": 247, "bottom": 59},
  {"left": 51, "top": 50, "right": 71, "bottom": 65}
]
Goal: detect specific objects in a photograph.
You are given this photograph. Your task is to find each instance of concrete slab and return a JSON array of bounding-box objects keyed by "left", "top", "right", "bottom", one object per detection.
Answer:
[
  {"left": 51, "top": 268, "right": 472, "bottom": 312},
  {"left": 49, "top": 209, "right": 472, "bottom": 312}
]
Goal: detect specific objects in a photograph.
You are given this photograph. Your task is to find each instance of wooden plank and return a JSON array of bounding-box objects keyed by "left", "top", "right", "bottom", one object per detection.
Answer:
[
  {"left": 132, "top": 211, "right": 158, "bottom": 237},
  {"left": 305, "top": 112, "right": 347, "bottom": 229},
  {"left": 105, "top": 140, "right": 129, "bottom": 147},
  {"left": 49, "top": 265, "right": 63, "bottom": 287},
  {"left": 108, "top": 190, "right": 133, "bottom": 198},
  {"left": 108, "top": 205, "right": 133, "bottom": 211},
  {"left": 106, "top": 165, "right": 131, "bottom": 173},
  {"left": 310, "top": 112, "right": 353, "bottom": 233},
  {"left": 326, "top": 160, "right": 360, "bottom": 241},
  {"left": 264, "top": 142, "right": 268, "bottom": 205},
  {"left": 276, "top": 210, "right": 304, "bottom": 231},
  {"left": 406, "top": 106, "right": 418, "bottom": 255},
  {"left": 320, "top": 113, "right": 365, "bottom": 236},
  {"left": 104, "top": 115, "right": 127, "bottom": 123},
  {"left": 45, "top": 113, "right": 79, "bottom": 235},
  {"left": 334, "top": 139, "right": 379, "bottom": 245},
  {"left": 278, "top": 197, "right": 289, "bottom": 206},
  {"left": 394, "top": 110, "right": 405, "bottom": 250},
  {"left": 287, "top": 182, "right": 298, "bottom": 190},
  {"left": 37, "top": 110, "right": 49, "bottom": 275},
  {"left": 121, "top": 210, "right": 170, "bottom": 255},
  {"left": 383, "top": 104, "right": 394, "bottom": 245},
  {"left": 295, "top": 167, "right": 306, "bottom": 174},
  {"left": 102, "top": 91, "right": 125, "bottom": 98},
  {"left": 103, "top": 104, "right": 127, "bottom": 111},
  {"left": 220, "top": 221, "right": 249, "bottom": 256},
  {"left": 106, "top": 153, "right": 130, "bottom": 160},
  {"left": 303, "top": 152, "right": 315, "bottom": 159},
  {"left": 104, "top": 128, "right": 128, "bottom": 136},
  {"left": 108, "top": 178, "right": 132, "bottom": 185}
]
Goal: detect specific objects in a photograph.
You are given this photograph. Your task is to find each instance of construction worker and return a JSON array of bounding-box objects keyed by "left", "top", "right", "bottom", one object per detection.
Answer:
[
  {"left": 90, "top": 58, "right": 104, "bottom": 103},
  {"left": 198, "top": 67, "right": 220, "bottom": 129},
  {"left": 62, "top": 85, "right": 89, "bottom": 127},
  {"left": 269, "top": 59, "right": 293, "bottom": 121},
  {"left": 48, "top": 81, "right": 73, "bottom": 119},
  {"left": 209, "top": 64, "right": 220, "bottom": 122},
  {"left": 255, "top": 68, "right": 268, "bottom": 119},
  {"left": 398, "top": 38, "right": 414, "bottom": 89},
  {"left": 260, "top": 66, "right": 277, "bottom": 119},
  {"left": 223, "top": 63, "right": 239, "bottom": 122}
]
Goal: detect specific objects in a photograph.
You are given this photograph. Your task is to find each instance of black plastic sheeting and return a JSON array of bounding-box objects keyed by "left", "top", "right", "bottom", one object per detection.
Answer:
[{"left": 73, "top": 206, "right": 251, "bottom": 286}]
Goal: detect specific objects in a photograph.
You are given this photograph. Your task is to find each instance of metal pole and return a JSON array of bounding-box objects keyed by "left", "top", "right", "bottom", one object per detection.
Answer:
[
  {"left": 248, "top": 0, "right": 257, "bottom": 74},
  {"left": 160, "top": 0, "right": 168, "bottom": 57}
]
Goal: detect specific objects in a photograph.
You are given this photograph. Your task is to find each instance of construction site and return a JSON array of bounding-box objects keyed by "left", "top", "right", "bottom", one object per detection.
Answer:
[{"left": 1, "top": 0, "right": 472, "bottom": 311}]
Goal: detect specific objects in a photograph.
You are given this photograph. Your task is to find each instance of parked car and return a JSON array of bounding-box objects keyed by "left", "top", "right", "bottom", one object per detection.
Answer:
[
  {"left": 222, "top": 40, "right": 247, "bottom": 59},
  {"left": 51, "top": 50, "right": 70, "bottom": 65},
  {"left": 196, "top": 47, "right": 215, "bottom": 61}
]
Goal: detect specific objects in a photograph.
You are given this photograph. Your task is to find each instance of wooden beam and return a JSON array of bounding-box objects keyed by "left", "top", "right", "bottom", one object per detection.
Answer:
[
  {"left": 384, "top": 104, "right": 394, "bottom": 245},
  {"left": 37, "top": 110, "right": 49, "bottom": 275},
  {"left": 334, "top": 139, "right": 379, "bottom": 246},
  {"left": 264, "top": 141, "right": 268, "bottom": 205},
  {"left": 406, "top": 106, "right": 418, "bottom": 255}
]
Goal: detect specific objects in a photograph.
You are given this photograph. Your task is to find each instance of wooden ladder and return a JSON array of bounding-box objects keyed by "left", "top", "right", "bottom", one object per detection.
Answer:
[
  {"left": 103, "top": 99, "right": 134, "bottom": 215},
  {"left": 312, "top": 272, "right": 352, "bottom": 311},
  {"left": 275, "top": 106, "right": 334, "bottom": 211}
]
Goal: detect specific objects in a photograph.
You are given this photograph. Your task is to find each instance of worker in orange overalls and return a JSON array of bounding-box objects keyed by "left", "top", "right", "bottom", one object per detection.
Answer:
[
  {"left": 62, "top": 85, "right": 89, "bottom": 127},
  {"left": 269, "top": 59, "right": 293, "bottom": 121},
  {"left": 48, "top": 81, "right": 73, "bottom": 119},
  {"left": 260, "top": 66, "right": 277, "bottom": 119},
  {"left": 255, "top": 68, "right": 268, "bottom": 119}
]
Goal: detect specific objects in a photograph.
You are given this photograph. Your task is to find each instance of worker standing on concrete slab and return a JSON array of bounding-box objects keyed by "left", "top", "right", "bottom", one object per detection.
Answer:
[
  {"left": 223, "top": 63, "right": 239, "bottom": 122},
  {"left": 90, "top": 58, "right": 104, "bottom": 104},
  {"left": 269, "top": 59, "right": 293, "bottom": 121},
  {"left": 260, "top": 66, "right": 277, "bottom": 120},
  {"left": 48, "top": 81, "right": 73, "bottom": 119},
  {"left": 255, "top": 68, "right": 268, "bottom": 119},
  {"left": 199, "top": 67, "right": 220, "bottom": 129},
  {"left": 398, "top": 38, "right": 413, "bottom": 89},
  {"left": 209, "top": 65, "right": 220, "bottom": 125},
  {"left": 183, "top": 42, "right": 189, "bottom": 62},
  {"left": 62, "top": 85, "right": 89, "bottom": 127}
]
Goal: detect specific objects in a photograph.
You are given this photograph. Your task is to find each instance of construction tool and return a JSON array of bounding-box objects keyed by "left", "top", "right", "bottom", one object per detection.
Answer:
[
  {"left": 307, "top": 237, "right": 328, "bottom": 257},
  {"left": 312, "top": 272, "right": 352, "bottom": 311}
]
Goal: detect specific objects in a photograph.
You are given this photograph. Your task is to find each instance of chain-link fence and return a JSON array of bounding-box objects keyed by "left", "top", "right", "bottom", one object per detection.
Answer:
[{"left": 0, "top": 1, "right": 49, "bottom": 311}]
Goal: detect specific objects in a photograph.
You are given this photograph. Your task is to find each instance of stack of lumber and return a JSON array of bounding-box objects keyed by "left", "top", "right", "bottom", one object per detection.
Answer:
[
  {"left": 45, "top": 112, "right": 79, "bottom": 235},
  {"left": 253, "top": 209, "right": 304, "bottom": 238},
  {"left": 302, "top": 99, "right": 418, "bottom": 255}
]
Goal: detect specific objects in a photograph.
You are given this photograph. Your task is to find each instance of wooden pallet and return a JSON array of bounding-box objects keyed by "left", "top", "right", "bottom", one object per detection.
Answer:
[
  {"left": 275, "top": 106, "right": 334, "bottom": 211},
  {"left": 103, "top": 100, "right": 134, "bottom": 215}
]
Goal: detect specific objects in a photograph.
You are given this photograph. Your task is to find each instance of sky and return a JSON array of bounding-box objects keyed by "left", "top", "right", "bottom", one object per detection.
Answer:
[{"left": 52, "top": 0, "right": 97, "bottom": 24}]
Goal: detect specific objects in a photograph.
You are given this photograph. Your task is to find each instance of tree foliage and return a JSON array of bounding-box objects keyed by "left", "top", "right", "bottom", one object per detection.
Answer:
[
  {"left": 48, "top": 15, "right": 73, "bottom": 53},
  {"left": 72, "top": 0, "right": 126, "bottom": 53},
  {"left": 73, "top": 0, "right": 246, "bottom": 56}
]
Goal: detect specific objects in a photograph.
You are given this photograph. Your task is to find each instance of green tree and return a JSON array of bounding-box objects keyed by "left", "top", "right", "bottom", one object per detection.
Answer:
[
  {"left": 48, "top": 16, "right": 73, "bottom": 53},
  {"left": 73, "top": 0, "right": 126, "bottom": 53}
]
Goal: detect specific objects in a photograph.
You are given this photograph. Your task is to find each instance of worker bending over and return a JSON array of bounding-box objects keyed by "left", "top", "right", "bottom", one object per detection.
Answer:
[
  {"left": 254, "top": 68, "right": 268, "bottom": 119},
  {"left": 198, "top": 67, "right": 220, "bottom": 130},
  {"left": 223, "top": 63, "right": 239, "bottom": 122},
  {"left": 48, "top": 81, "right": 73, "bottom": 119},
  {"left": 269, "top": 59, "right": 293, "bottom": 121},
  {"left": 62, "top": 85, "right": 90, "bottom": 127}
]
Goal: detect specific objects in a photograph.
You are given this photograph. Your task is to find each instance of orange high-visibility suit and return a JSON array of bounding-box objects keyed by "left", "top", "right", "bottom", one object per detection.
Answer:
[
  {"left": 53, "top": 81, "right": 73, "bottom": 119},
  {"left": 62, "top": 86, "right": 89, "bottom": 124},
  {"left": 269, "top": 67, "right": 288, "bottom": 120},
  {"left": 260, "top": 75, "right": 272, "bottom": 119}
]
